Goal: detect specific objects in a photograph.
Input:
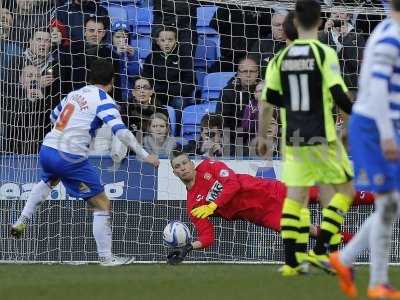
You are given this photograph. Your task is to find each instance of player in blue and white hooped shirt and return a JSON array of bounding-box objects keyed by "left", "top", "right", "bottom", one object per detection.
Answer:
[
  {"left": 330, "top": 2, "right": 400, "bottom": 298},
  {"left": 11, "top": 60, "right": 159, "bottom": 267}
]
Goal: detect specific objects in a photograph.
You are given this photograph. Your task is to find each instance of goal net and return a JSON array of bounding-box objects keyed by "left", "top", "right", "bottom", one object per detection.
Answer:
[{"left": 0, "top": 0, "right": 395, "bottom": 264}]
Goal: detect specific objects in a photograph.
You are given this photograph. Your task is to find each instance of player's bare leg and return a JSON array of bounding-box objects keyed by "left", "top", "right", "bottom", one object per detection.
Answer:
[
  {"left": 89, "top": 192, "right": 134, "bottom": 266},
  {"left": 11, "top": 179, "right": 60, "bottom": 238}
]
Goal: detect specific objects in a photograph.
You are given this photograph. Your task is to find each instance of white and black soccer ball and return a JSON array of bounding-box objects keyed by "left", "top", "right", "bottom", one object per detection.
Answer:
[{"left": 163, "top": 221, "right": 191, "bottom": 248}]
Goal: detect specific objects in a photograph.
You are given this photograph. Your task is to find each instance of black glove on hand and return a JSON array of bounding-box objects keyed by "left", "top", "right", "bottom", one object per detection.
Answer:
[{"left": 167, "top": 243, "right": 193, "bottom": 265}]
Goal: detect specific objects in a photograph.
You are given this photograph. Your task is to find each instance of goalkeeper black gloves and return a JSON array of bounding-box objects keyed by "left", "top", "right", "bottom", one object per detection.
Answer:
[{"left": 167, "top": 243, "right": 193, "bottom": 265}]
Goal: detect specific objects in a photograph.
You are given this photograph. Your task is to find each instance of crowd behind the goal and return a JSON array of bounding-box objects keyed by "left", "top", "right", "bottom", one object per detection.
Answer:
[{"left": 0, "top": 0, "right": 388, "bottom": 159}]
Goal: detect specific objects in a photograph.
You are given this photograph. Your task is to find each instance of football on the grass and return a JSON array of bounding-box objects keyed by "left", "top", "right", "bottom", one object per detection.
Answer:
[{"left": 163, "top": 221, "right": 191, "bottom": 248}]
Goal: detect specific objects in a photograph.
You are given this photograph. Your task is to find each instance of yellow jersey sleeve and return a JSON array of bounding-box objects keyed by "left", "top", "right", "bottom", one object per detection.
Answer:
[
  {"left": 323, "top": 47, "right": 348, "bottom": 92},
  {"left": 262, "top": 55, "right": 282, "bottom": 103}
]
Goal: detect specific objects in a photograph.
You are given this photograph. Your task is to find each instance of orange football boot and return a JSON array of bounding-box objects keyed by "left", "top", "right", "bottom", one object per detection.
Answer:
[
  {"left": 330, "top": 251, "right": 358, "bottom": 299},
  {"left": 367, "top": 284, "right": 400, "bottom": 299}
]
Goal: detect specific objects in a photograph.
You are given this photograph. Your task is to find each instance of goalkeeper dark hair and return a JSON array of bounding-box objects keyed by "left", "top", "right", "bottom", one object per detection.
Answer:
[
  {"left": 283, "top": 11, "right": 298, "bottom": 41},
  {"left": 169, "top": 149, "right": 188, "bottom": 165},
  {"left": 295, "top": 0, "right": 321, "bottom": 30},
  {"left": 88, "top": 59, "right": 115, "bottom": 85},
  {"left": 393, "top": 0, "right": 400, "bottom": 11}
]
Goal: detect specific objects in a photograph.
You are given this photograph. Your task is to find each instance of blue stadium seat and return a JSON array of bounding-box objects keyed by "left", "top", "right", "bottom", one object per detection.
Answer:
[
  {"left": 196, "top": 6, "right": 218, "bottom": 34},
  {"left": 201, "top": 72, "right": 236, "bottom": 101},
  {"left": 195, "top": 34, "right": 220, "bottom": 70},
  {"left": 181, "top": 102, "right": 217, "bottom": 140},
  {"left": 131, "top": 35, "right": 152, "bottom": 60},
  {"left": 103, "top": 4, "right": 128, "bottom": 24},
  {"left": 126, "top": 6, "right": 153, "bottom": 35},
  {"left": 165, "top": 105, "right": 177, "bottom": 137}
]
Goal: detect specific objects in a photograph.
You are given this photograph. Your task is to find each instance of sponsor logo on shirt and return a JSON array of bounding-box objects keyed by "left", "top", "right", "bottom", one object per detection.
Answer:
[
  {"left": 207, "top": 181, "right": 223, "bottom": 202},
  {"left": 219, "top": 169, "right": 229, "bottom": 177}
]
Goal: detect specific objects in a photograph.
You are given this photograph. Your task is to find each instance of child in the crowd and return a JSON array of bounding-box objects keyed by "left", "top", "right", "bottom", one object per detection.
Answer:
[
  {"left": 143, "top": 113, "right": 180, "bottom": 157},
  {"left": 141, "top": 26, "right": 195, "bottom": 109},
  {"left": 183, "top": 113, "right": 224, "bottom": 157}
]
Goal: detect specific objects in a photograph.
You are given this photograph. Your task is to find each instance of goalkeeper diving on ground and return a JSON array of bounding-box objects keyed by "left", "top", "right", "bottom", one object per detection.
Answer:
[
  {"left": 166, "top": 150, "right": 371, "bottom": 265},
  {"left": 10, "top": 59, "right": 159, "bottom": 266}
]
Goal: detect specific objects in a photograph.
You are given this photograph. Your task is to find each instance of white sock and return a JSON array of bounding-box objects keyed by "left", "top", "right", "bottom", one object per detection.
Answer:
[
  {"left": 17, "top": 180, "right": 51, "bottom": 224},
  {"left": 340, "top": 212, "right": 375, "bottom": 266},
  {"left": 93, "top": 211, "right": 112, "bottom": 259},
  {"left": 369, "top": 194, "right": 397, "bottom": 287}
]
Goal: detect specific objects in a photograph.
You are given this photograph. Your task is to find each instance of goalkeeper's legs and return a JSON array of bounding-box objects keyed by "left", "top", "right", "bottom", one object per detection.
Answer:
[
  {"left": 89, "top": 192, "right": 134, "bottom": 266},
  {"left": 11, "top": 180, "right": 54, "bottom": 238}
]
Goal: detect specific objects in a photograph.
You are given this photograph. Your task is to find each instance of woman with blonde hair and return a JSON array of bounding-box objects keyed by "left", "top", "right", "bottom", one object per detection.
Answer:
[{"left": 143, "top": 113, "right": 180, "bottom": 156}]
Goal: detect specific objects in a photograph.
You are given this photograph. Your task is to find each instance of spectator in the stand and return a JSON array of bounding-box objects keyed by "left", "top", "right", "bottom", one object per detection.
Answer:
[
  {"left": 152, "top": 0, "right": 199, "bottom": 56},
  {"left": 111, "top": 22, "right": 140, "bottom": 102},
  {"left": 0, "top": 8, "right": 22, "bottom": 85},
  {"left": 70, "top": 16, "right": 111, "bottom": 90},
  {"left": 241, "top": 80, "right": 263, "bottom": 148},
  {"left": 23, "top": 30, "right": 55, "bottom": 96},
  {"left": 119, "top": 77, "right": 167, "bottom": 135},
  {"left": 22, "top": 29, "right": 70, "bottom": 100},
  {"left": 217, "top": 56, "right": 260, "bottom": 153},
  {"left": 143, "top": 113, "right": 180, "bottom": 157},
  {"left": 319, "top": 10, "right": 366, "bottom": 92},
  {"left": 183, "top": 113, "right": 224, "bottom": 157},
  {"left": 142, "top": 26, "right": 195, "bottom": 109},
  {"left": 55, "top": 0, "right": 109, "bottom": 42},
  {"left": 1, "top": 65, "right": 53, "bottom": 154},
  {"left": 210, "top": 4, "right": 271, "bottom": 73},
  {"left": 249, "top": 10, "right": 287, "bottom": 78},
  {"left": 50, "top": 19, "right": 71, "bottom": 50},
  {"left": 9, "top": 0, "right": 51, "bottom": 47}
]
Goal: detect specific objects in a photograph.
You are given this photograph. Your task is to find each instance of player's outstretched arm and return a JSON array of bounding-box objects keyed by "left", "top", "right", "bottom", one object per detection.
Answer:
[
  {"left": 115, "top": 129, "right": 159, "bottom": 167},
  {"left": 95, "top": 99, "right": 159, "bottom": 167}
]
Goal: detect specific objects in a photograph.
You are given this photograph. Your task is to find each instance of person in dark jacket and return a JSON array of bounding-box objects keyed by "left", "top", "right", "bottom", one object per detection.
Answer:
[
  {"left": 55, "top": 0, "right": 109, "bottom": 42},
  {"left": 217, "top": 56, "right": 260, "bottom": 156},
  {"left": 119, "top": 76, "right": 167, "bottom": 136},
  {"left": 111, "top": 22, "right": 141, "bottom": 102},
  {"left": 152, "top": 0, "right": 199, "bottom": 56},
  {"left": 9, "top": 0, "right": 51, "bottom": 47},
  {"left": 249, "top": 10, "right": 287, "bottom": 78},
  {"left": 141, "top": 26, "right": 195, "bottom": 109},
  {"left": 69, "top": 16, "right": 112, "bottom": 90},
  {"left": 319, "top": 10, "right": 366, "bottom": 92}
]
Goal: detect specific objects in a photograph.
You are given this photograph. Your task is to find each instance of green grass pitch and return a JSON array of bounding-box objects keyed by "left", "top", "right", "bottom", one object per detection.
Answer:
[{"left": 1, "top": 264, "right": 400, "bottom": 300}]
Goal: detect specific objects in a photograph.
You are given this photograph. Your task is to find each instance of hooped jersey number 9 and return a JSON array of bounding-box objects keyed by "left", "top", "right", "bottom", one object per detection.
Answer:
[{"left": 55, "top": 103, "right": 75, "bottom": 131}]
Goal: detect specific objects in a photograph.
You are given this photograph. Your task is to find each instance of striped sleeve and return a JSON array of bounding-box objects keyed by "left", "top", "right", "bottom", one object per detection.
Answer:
[
  {"left": 371, "top": 36, "right": 400, "bottom": 80},
  {"left": 96, "top": 99, "right": 127, "bottom": 134},
  {"left": 367, "top": 35, "right": 400, "bottom": 140},
  {"left": 50, "top": 97, "right": 66, "bottom": 123}
]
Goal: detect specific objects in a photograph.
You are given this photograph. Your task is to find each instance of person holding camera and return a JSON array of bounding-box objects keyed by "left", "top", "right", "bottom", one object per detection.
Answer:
[{"left": 319, "top": 10, "right": 366, "bottom": 92}]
